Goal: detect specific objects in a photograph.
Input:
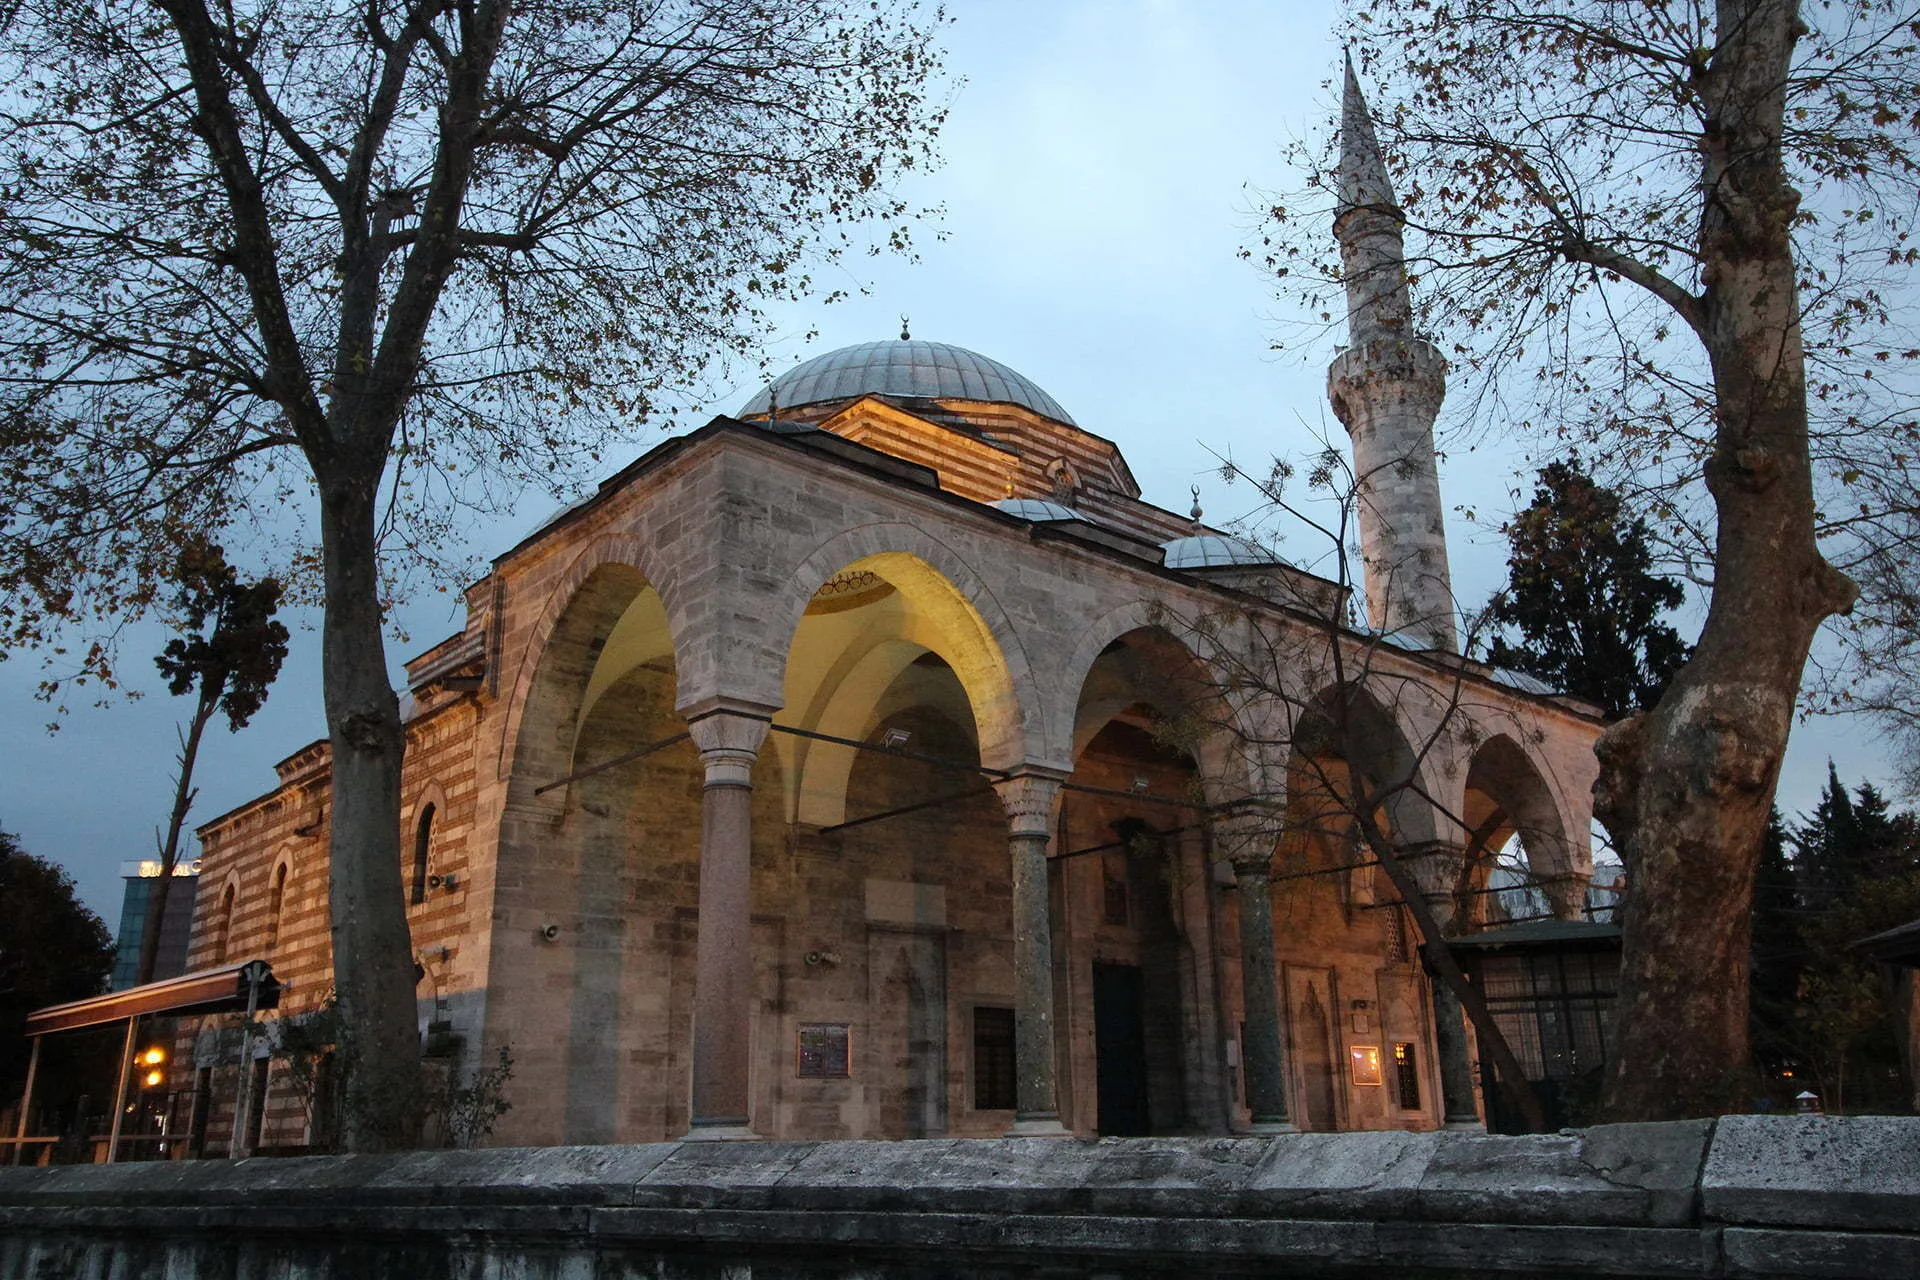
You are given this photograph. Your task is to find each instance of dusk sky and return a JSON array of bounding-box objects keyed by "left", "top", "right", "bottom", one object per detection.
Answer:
[{"left": 0, "top": 0, "right": 1897, "bottom": 925}]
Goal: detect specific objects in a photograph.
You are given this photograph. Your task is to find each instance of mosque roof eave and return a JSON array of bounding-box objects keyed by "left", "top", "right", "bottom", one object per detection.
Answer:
[{"left": 475, "top": 416, "right": 1601, "bottom": 731}]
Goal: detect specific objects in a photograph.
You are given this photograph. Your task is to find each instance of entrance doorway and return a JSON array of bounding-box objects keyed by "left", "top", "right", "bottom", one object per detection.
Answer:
[{"left": 1093, "top": 962, "right": 1150, "bottom": 1136}]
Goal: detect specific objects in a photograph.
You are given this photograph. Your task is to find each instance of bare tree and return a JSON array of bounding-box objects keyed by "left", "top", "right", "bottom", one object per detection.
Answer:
[
  {"left": 0, "top": 0, "right": 946, "bottom": 1147},
  {"left": 1253, "top": 1, "right": 1919, "bottom": 1120}
]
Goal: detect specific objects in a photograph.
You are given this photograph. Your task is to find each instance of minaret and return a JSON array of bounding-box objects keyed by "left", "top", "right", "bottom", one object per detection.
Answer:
[{"left": 1327, "top": 58, "right": 1457, "bottom": 652}]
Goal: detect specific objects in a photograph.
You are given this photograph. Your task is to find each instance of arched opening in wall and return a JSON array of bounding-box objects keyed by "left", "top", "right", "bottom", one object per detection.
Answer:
[
  {"left": 778, "top": 554, "right": 1016, "bottom": 827},
  {"left": 501, "top": 560, "right": 715, "bottom": 1145},
  {"left": 776, "top": 552, "right": 1016, "bottom": 1140},
  {"left": 1457, "top": 734, "right": 1607, "bottom": 1134},
  {"left": 1064, "top": 626, "right": 1222, "bottom": 1137},
  {"left": 213, "top": 882, "right": 237, "bottom": 966},
  {"left": 266, "top": 863, "right": 288, "bottom": 950},
  {"left": 411, "top": 805, "right": 435, "bottom": 906},
  {"left": 1281, "top": 683, "right": 1433, "bottom": 1133},
  {"left": 1460, "top": 736, "right": 1575, "bottom": 930}
]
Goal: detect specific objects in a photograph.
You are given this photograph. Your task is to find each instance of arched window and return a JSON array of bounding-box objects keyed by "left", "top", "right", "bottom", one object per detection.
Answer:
[
  {"left": 213, "top": 882, "right": 237, "bottom": 965},
  {"left": 265, "top": 863, "right": 288, "bottom": 950},
  {"left": 411, "top": 804, "right": 435, "bottom": 905}
]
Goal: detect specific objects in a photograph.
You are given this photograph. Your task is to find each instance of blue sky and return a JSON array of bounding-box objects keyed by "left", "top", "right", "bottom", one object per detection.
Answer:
[{"left": 0, "top": 0, "right": 1896, "bottom": 924}]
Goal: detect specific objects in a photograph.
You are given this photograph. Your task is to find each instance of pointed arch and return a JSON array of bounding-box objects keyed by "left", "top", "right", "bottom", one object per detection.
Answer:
[
  {"left": 494, "top": 532, "right": 690, "bottom": 790},
  {"left": 265, "top": 858, "right": 291, "bottom": 952},
  {"left": 1462, "top": 733, "right": 1582, "bottom": 919},
  {"left": 776, "top": 525, "right": 1040, "bottom": 773},
  {"left": 211, "top": 875, "right": 240, "bottom": 967},
  {"left": 1289, "top": 680, "right": 1445, "bottom": 850},
  {"left": 1056, "top": 601, "right": 1266, "bottom": 803}
]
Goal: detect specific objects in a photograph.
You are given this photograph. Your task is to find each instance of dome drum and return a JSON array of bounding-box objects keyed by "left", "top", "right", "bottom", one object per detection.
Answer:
[
  {"left": 741, "top": 340, "right": 1076, "bottom": 425},
  {"left": 1161, "top": 533, "right": 1283, "bottom": 570}
]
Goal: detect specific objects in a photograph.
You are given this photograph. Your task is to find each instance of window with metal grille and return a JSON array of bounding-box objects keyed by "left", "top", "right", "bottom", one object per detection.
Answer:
[
  {"left": 973, "top": 1005, "right": 1016, "bottom": 1110},
  {"left": 1393, "top": 1041, "right": 1421, "bottom": 1109},
  {"left": 1385, "top": 906, "right": 1410, "bottom": 964}
]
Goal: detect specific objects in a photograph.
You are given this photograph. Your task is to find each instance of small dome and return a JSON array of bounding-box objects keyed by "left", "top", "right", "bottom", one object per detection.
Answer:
[
  {"left": 993, "top": 497, "right": 1083, "bottom": 522},
  {"left": 740, "top": 340, "right": 1075, "bottom": 425},
  {"left": 1162, "top": 534, "right": 1283, "bottom": 570},
  {"left": 1489, "top": 665, "right": 1556, "bottom": 696}
]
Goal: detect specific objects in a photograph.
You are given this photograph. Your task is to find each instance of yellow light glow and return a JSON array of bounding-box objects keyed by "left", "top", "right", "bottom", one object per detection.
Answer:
[
  {"left": 140, "top": 1046, "right": 167, "bottom": 1066},
  {"left": 1349, "top": 1044, "right": 1384, "bottom": 1086},
  {"left": 143, "top": 1070, "right": 165, "bottom": 1088}
]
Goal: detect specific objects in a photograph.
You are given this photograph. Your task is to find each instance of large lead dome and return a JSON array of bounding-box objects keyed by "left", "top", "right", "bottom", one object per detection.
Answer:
[{"left": 739, "top": 339, "right": 1075, "bottom": 425}]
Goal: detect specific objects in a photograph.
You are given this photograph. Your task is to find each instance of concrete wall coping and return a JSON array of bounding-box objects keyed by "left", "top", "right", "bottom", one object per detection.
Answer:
[{"left": 2, "top": 1117, "right": 1916, "bottom": 1278}]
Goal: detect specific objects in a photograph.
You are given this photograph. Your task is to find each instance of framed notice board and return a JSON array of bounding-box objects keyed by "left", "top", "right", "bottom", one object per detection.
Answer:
[{"left": 797, "top": 1023, "right": 851, "bottom": 1078}]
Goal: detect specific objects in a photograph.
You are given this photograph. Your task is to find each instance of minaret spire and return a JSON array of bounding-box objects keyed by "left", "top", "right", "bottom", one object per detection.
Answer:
[
  {"left": 1337, "top": 52, "right": 1396, "bottom": 217},
  {"left": 1327, "top": 60, "right": 1458, "bottom": 652},
  {"left": 1334, "top": 56, "right": 1415, "bottom": 347}
]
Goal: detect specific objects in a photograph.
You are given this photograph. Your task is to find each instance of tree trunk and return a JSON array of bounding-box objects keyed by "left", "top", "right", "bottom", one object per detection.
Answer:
[
  {"left": 317, "top": 468, "right": 420, "bottom": 1150},
  {"left": 1596, "top": 0, "right": 1857, "bottom": 1122},
  {"left": 138, "top": 685, "right": 220, "bottom": 985}
]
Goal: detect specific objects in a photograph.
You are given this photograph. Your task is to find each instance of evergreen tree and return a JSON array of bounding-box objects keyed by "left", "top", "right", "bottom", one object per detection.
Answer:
[
  {"left": 142, "top": 538, "right": 289, "bottom": 985},
  {"left": 1749, "top": 806, "right": 1803, "bottom": 1087},
  {"left": 1795, "top": 763, "right": 1920, "bottom": 904},
  {"left": 0, "top": 830, "right": 115, "bottom": 1098},
  {"left": 1483, "top": 462, "right": 1690, "bottom": 720},
  {"left": 1754, "top": 765, "right": 1920, "bottom": 1112}
]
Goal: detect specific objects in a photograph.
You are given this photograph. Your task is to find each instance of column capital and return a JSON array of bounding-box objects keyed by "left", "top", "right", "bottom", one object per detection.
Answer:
[
  {"left": 686, "top": 701, "right": 776, "bottom": 788},
  {"left": 993, "top": 769, "right": 1065, "bottom": 839},
  {"left": 1213, "top": 801, "right": 1284, "bottom": 874},
  {"left": 1400, "top": 837, "right": 1465, "bottom": 892}
]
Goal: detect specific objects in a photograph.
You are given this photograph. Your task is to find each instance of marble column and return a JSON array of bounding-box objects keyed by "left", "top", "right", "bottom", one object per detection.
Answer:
[
  {"left": 1406, "top": 839, "right": 1484, "bottom": 1129},
  {"left": 1218, "top": 810, "right": 1295, "bottom": 1133},
  {"left": 994, "top": 772, "right": 1071, "bottom": 1137},
  {"left": 684, "top": 704, "right": 772, "bottom": 1139}
]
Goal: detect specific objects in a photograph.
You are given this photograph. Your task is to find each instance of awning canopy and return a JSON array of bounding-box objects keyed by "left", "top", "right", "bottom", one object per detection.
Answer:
[
  {"left": 1448, "top": 920, "right": 1623, "bottom": 952},
  {"left": 24, "top": 961, "right": 280, "bottom": 1036}
]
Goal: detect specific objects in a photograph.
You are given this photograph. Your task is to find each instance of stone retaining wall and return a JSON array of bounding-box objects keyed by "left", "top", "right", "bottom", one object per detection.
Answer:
[{"left": 2, "top": 1116, "right": 1915, "bottom": 1278}]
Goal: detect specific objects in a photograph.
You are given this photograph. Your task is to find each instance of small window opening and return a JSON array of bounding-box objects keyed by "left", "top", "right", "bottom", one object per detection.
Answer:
[
  {"left": 972, "top": 1006, "right": 1017, "bottom": 1110},
  {"left": 266, "top": 864, "right": 288, "bottom": 950},
  {"left": 1394, "top": 1041, "right": 1421, "bottom": 1110},
  {"left": 411, "top": 804, "right": 435, "bottom": 906},
  {"left": 214, "top": 883, "right": 237, "bottom": 966}
]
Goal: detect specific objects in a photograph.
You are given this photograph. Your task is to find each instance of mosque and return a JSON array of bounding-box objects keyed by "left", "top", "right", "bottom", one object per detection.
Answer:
[{"left": 160, "top": 71, "right": 1607, "bottom": 1151}]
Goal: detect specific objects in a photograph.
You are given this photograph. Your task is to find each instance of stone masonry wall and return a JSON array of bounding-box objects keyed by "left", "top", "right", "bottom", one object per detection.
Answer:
[{"left": 2, "top": 1117, "right": 1916, "bottom": 1278}]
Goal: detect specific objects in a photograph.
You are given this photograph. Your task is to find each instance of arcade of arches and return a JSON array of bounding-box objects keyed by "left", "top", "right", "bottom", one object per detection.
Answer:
[{"left": 179, "top": 339, "right": 1604, "bottom": 1151}]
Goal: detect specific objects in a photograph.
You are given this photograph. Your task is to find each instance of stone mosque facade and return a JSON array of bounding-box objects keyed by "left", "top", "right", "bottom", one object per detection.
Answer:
[{"left": 176, "top": 72, "right": 1605, "bottom": 1150}]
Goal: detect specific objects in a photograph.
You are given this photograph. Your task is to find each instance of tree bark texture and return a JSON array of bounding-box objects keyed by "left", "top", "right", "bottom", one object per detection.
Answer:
[
  {"left": 1596, "top": 0, "right": 1857, "bottom": 1122},
  {"left": 319, "top": 473, "right": 420, "bottom": 1150}
]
